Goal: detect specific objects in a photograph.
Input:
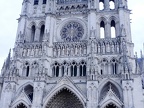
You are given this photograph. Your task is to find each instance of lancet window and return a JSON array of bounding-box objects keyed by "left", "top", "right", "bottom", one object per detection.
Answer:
[
  {"left": 23, "top": 62, "right": 30, "bottom": 77},
  {"left": 40, "top": 25, "right": 45, "bottom": 42},
  {"left": 111, "top": 59, "right": 118, "bottom": 74},
  {"left": 100, "top": 58, "right": 108, "bottom": 75},
  {"left": 31, "top": 25, "right": 36, "bottom": 42},
  {"left": 34, "top": 0, "right": 39, "bottom": 5},
  {"left": 80, "top": 61, "right": 86, "bottom": 76},
  {"left": 111, "top": 20, "right": 116, "bottom": 38},
  {"left": 52, "top": 62, "right": 60, "bottom": 77},
  {"left": 43, "top": 0, "right": 47, "bottom": 4},
  {"left": 71, "top": 61, "right": 77, "bottom": 77},
  {"left": 109, "top": 0, "right": 115, "bottom": 10},
  {"left": 52, "top": 61, "right": 87, "bottom": 77},
  {"left": 99, "top": 0, "right": 104, "bottom": 10},
  {"left": 100, "top": 21, "right": 105, "bottom": 38}
]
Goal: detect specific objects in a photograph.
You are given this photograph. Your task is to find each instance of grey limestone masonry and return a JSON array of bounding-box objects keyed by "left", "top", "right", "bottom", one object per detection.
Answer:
[{"left": 0, "top": 0, "right": 144, "bottom": 108}]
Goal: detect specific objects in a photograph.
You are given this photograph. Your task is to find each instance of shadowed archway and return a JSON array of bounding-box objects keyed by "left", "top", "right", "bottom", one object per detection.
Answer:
[
  {"left": 105, "top": 103, "right": 118, "bottom": 108},
  {"left": 46, "top": 88, "right": 84, "bottom": 108},
  {"left": 15, "top": 103, "right": 27, "bottom": 108}
]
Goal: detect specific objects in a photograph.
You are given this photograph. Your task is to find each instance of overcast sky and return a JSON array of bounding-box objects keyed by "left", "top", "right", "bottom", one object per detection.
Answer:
[{"left": 0, "top": 0, "right": 144, "bottom": 70}]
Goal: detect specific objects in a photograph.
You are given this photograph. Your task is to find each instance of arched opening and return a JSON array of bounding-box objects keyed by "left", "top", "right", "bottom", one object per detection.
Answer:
[
  {"left": 40, "top": 25, "right": 45, "bottom": 42},
  {"left": 62, "top": 66, "right": 64, "bottom": 76},
  {"left": 105, "top": 103, "right": 117, "bottom": 108},
  {"left": 79, "top": 61, "right": 86, "bottom": 76},
  {"left": 100, "top": 21, "right": 105, "bottom": 38},
  {"left": 99, "top": 0, "right": 104, "bottom": 10},
  {"left": 111, "top": 20, "right": 116, "bottom": 38},
  {"left": 15, "top": 103, "right": 27, "bottom": 108},
  {"left": 101, "top": 69, "right": 103, "bottom": 75},
  {"left": 83, "top": 65, "right": 86, "bottom": 76},
  {"left": 99, "top": 82, "right": 121, "bottom": 102},
  {"left": 26, "top": 66, "right": 29, "bottom": 77},
  {"left": 43, "top": 0, "right": 47, "bottom": 4},
  {"left": 52, "top": 62, "right": 60, "bottom": 77},
  {"left": 24, "top": 85, "right": 33, "bottom": 102},
  {"left": 109, "top": 0, "right": 115, "bottom": 10},
  {"left": 56, "top": 66, "right": 59, "bottom": 77},
  {"left": 31, "top": 25, "right": 36, "bottom": 42},
  {"left": 34, "top": 0, "right": 39, "bottom": 5},
  {"left": 46, "top": 88, "right": 83, "bottom": 108},
  {"left": 71, "top": 62, "right": 77, "bottom": 77},
  {"left": 111, "top": 59, "right": 118, "bottom": 74}
]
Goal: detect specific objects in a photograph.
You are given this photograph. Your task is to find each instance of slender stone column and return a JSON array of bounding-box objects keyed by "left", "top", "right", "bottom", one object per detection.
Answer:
[{"left": 35, "top": 27, "right": 40, "bottom": 42}]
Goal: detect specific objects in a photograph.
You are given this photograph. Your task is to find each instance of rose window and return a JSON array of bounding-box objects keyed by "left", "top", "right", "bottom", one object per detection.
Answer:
[{"left": 60, "top": 22, "right": 84, "bottom": 42}]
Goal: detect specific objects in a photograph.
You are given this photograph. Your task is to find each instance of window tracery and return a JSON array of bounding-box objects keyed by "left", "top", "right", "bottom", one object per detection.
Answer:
[
  {"left": 111, "top": 58, "right": 118, "bottom": 74},
  {"left": 52, "top": 61, "right": 86, "bottom": 77},
  {"left": 23, "top": 62, "right": 30, "bottom": 77},
  {"left": 60, "top": 22, "right": 84, "bottom": 42},
  {"left": 99, "top": 82, "right": 121, "bottom": 102},
  {"left": 80, "top": 61, "right": 86, "bottom": 76}
]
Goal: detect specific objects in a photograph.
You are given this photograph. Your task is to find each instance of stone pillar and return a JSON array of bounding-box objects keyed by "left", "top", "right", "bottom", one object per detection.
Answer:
[
  {"left": 59, "top": 66, "right": 62, "bottom": 77},
  {"left": 104, "top": 0, "right": 110, "bottom": 10},
  {"left": 35, "top": 27, "right": 40, "bottom": 42},
  {"left": 106, "top": 22, "right": 111, "bottom": 38},
  {"left": 77, "top": 66, "right": 80, "bottom": 77},
  {"left": 32, "top": 82, "right": 45, "bottom": 108},
  {"left": 108, "top": 63, "right": 111, "bottom": 74},
  {"left": 122, "top": 80, "right": 134, "bottom": 108},
  {"left": 0, "top": 83, "right": 15, "bottom": 108},
  {"left": 87, "top": 81, "right": 98, "bottom": 108}
]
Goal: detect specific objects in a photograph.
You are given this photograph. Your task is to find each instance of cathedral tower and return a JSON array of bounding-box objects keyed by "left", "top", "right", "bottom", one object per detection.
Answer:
[{"left": 0, "top": 0, "right": 144, "bottom": 108}]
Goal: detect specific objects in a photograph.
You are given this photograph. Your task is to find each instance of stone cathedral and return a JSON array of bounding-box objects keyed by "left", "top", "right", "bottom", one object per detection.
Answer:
[{"left": 0, "top": 0, "right": 144, "bottom": 108}]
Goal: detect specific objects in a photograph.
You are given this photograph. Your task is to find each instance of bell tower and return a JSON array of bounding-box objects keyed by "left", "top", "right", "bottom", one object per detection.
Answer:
[{"left": 0, "top": 0, "right": 144, "bottom": 108}]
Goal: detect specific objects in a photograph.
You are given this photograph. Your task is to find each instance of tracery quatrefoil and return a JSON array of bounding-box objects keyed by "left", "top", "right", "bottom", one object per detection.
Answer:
[{"left": 60, "top": 21, "right": 84, "bottom": 42}]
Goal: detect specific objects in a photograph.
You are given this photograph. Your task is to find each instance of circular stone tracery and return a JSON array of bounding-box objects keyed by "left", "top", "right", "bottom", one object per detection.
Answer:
[{"left": 60, "top": 21, "right": 84, "bottom": 42}]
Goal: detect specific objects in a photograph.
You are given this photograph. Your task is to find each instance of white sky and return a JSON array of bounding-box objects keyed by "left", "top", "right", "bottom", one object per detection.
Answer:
[{"left": 0, "top": 0, "right": 144, "bottom": 70}]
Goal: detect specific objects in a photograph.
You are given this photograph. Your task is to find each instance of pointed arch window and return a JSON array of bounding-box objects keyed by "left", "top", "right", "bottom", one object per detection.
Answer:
[
  {"left": 34, "top": 0, "right": 39, "bottom": 5},
  {"left": 43, "top": 0, "right": 47, "bottom": 4},
  {"left": 31, "top": 25, "right": 36, "bottom": 42},
  {"left": 111, "top": 20, "right": 116, "bottom": 38},
  {"left": 40, "top": 25, "right": 45, "bottom": 42},
  {"left": 26, "top": 66, "right": 30, "bottom": 77},
  {"left": 71, "top": 61, "right": 77, "bottom": 77},
  {"left": 80, "top": 61, "right": 86, "bottom": 76},
  {"left": 100, "top": 21, "right": 105, "bottom": 38},
  {"left": 111, "top": 59, "right": 118, "bottom": 74},
  {"left": 109, "top": 0, "right": 115, "bottom": 10},
  {"left": 52, "top": 62, "right": 60, "bottom": 77},
  {"left": 101, "top": 59, "right": 108, "bottom": 74},
  {"left": 99, "top": 0, "right": 104, "bottom": 10},
  {"left": 99, "top": 82, "right": 121, "bottom": 101},
  {"left": 23, "top": 62, "right": 30, "bottom": 77},
  {"left": 24, "top": 85, "right": 34, "bottom": 102}
]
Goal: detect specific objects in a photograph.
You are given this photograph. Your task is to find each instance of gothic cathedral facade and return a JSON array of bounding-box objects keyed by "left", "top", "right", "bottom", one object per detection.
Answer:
[{"left": 0, "top": 0, "right": 144, "bottom": 108}]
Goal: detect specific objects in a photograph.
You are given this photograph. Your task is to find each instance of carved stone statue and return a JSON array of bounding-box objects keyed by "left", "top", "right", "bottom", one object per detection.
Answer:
[{"left": 121, "top": 24, "right": 126, "bottom": 36}]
